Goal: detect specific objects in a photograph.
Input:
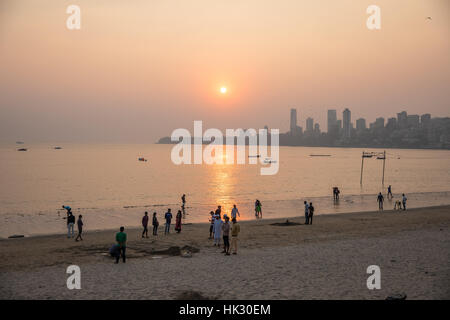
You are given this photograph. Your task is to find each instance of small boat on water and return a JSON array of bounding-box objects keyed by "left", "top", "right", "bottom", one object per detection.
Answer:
[
  {"left": 248, "top": 154, "right": 261, "bottom": 158},
  {"left": 310, "top": 154, "right": 331, "bottom": 157},
  {"left": 54, "top": 146, "right": 63, "bottom": 150},
  {"left": 17, "top": 148, "right": 27, "bottom": 151}
]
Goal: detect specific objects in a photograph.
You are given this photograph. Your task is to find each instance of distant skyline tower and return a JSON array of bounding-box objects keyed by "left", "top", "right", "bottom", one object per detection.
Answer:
[
  {"left": 306, "top": 117, "right": 314, "bottom": 132},
  {"left": 343, "top": 108, "right": 351, "bottom": 138},
  {"left": 290, "top": 108, "right": 297, "bottom": 135},
  {"left": 356, "top": 118, "right": 366, "bottom": 131},
  {"left": 327, "top": 109, "right": 337, "bottom": 133}
]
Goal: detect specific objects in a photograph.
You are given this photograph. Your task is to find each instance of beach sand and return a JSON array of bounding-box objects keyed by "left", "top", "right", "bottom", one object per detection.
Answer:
[{"left": 1, "top": 206, "right": 449, "bottom": 299}]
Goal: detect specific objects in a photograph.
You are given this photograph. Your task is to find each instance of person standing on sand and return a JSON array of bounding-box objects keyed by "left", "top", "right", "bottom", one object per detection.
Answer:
[
  {"left": 142, "top": 212, "right": 149, "bottom": 238},
  {"left": 175, "top": 210, "right": 182, "bottom": 233},
  {"left": 181, "top": 194, "right": 186, "bottom": 207},
  {"left": 377, "top": 192, "right": 384, "bottom": 210},
  {"left": 152, "top": 212, "right": 159, "bottom": 235},
  {"left": 230, "top": 218, "right": 240, "bottom": 254},
  {"left": 304, "top": 201, "right": 309, "bottom": 225},
  {"left": 402, "top": 194, "right": 408, "bottom": 210},
  {"left": 255, "top": 200, "right": 262, "bottom": 218},
  {"left": 75, "top": 215, "right": 83, "bottom": 241},
  {"left": 165, "top": 209, "right": 172, "bottom": 235},
  {"left": 231, "top": 204, "right": 240, "bottom": 221},
  {"left": 213, "top": 214, "right": 223, "bottom": 246},
  {"left": 387, "top": 185, "right": 393, "bottom": 199},
  {"left": 222, "top": 216, "right": 231, "bottom": 255},
  {"left": 115, "top": 226, "right": 127, "bottom": 264},
  {"left": 209, "top": 211, "right": 215, "bottom": 239},
  {"left": 67, "top": 212, "right": 75, "bottom": 238},
  {"left": 308, "top": 202, "right": 315, "bottom": 225}
]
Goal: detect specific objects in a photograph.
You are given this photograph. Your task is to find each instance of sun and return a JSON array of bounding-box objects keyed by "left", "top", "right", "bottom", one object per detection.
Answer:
[{"left": 220, "top": 87, "right": 227, "bottom": 94}]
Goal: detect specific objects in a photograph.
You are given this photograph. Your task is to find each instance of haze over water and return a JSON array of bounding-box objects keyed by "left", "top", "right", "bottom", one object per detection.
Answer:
[{"left": 1, "top": 143, "right": 449, "bottom": 237}]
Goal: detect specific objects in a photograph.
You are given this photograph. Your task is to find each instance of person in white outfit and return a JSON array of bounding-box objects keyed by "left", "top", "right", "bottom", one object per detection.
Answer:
[{"left": 213, "top": 214, "right": 223, "bottom": 246}]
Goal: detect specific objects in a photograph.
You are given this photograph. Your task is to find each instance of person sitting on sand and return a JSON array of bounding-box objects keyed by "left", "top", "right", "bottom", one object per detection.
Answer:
[
  {"left": 213, "top": 214, "right": 223, "bottom": 246},
  {"left": 209, "top": 211, "right": 215, "bottom": 239},
  {"left": 165, "top": 209, "right": 173, "bottom": 235},
  {"left": 115, "top": 226, "right": 127, "bottom": 264},
  {"left": 304, "top": 201, "right": 309, "bottom": 225},
  {"left": 67, "top": 212, "right": 75, "bottom": 238},
  {"left": 308, "top": 202, "right": 315, "bottom": 225},
  {"left": 231, "top": 218, "right": 240, "bottom": 254},
  {"left": 175, "top": 210, "right": 182, "bottom": 233},
  {"left": 222, "top": 216, "right": 231, "bottom": 255},
  {"left": 142, "top": 211, "right": 149, "bottom": 238},
  {"left": 402, "top": 194, "right": 407, "bottom": 211},
  {"left": 75, "top": 215, "right": 83, "bottom": 241},
  {"left": 152, "top": 212, "right": 159, "bottom": 236},
  {"left": 231, "top": 204, "right": 240, "bottom": 221},
  {"left": 377, "top": 192, "right": 384, "bottom": 210}
]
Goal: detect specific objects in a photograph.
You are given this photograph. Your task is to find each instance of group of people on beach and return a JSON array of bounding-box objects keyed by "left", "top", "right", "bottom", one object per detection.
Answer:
[
  {"left": 62, "top": 205, "right": 83, "bottom": 241},
  {"left": 377, "top": 186, "right": 407, "bottom": 211},
  {"left": 303, "top": 201, "right": 315, "bottom": 225},
  {"left": 209, "top": 204, "right": 241, "bottom": 255}
]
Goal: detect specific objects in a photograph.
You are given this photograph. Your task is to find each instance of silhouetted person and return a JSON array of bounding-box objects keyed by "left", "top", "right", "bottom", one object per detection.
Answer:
[
  {"left": 308, "top": 202, "right": 315, "bottom": 225},
  {"left": 142, "top": 211, "right": 149, "bottom": 238},
  {"left": 75, "top": 215, "right": 83, "bottom": 241},
  {"left": 115, "top": 226, "right": 127, "bottom": 264},
  {"left": 377, "top": 192, "right": 384, "bottom": 210},
  {"left": 165, "top": 209, "right": 172, "bottom": 234},
  {"left": 231, "top": 204, "right": 240, "bottom": 221},
  {"left": 222, "top": 216, "right": 231, "bottom": 255},
  {"left": 402, "top": 194, "right": 407, "bottom": 210},
  {"left": 209, "top": 211, "right": 215, "bottom": 239},
  {"left": 67, "top": 212, "right": 75, "bottom": 238},
  {"left": 215, "top": 205, "right": 222, "bottom": 219},
  {"left": 388, "top": 185, "right": 393, "bottom": 199},
  {"left": 181, "top": 194, "right": 186, "bottom": 207},
  {"left": 152, "top": 212, "right": 159, "bottom": 235},
  {"left": 304, "top": 201, "right": 309, "bottom": 224},
  {"left": 175, "top": 210, "right": 182, "bottom": 233}
]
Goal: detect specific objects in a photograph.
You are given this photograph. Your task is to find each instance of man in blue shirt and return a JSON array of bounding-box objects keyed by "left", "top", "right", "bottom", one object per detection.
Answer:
[{"left": 165, "top": 209, "right": 173, "bottom": 235}]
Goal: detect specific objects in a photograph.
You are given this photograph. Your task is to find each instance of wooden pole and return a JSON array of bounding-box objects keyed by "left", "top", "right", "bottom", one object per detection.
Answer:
[{"left": 360, "top": 152, "right": 364, "bottom": 185}]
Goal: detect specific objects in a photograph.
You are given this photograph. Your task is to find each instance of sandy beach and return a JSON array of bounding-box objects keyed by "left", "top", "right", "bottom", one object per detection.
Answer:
[{"left": 1, "top": 205, "right": 449, "bottom": 300}]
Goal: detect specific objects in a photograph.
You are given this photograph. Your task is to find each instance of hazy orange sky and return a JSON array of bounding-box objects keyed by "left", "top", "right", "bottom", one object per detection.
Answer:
[{"left": 0, "top": 0, "right": 449, "bottom": 142}]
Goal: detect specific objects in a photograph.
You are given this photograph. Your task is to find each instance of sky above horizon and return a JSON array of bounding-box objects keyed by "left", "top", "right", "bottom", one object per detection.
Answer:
[{"left": 0, "top": 0, "right": 449, "bottom": 143}]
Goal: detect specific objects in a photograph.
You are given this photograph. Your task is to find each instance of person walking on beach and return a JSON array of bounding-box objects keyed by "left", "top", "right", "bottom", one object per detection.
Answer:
[
  {"left": 377, "top": 192, "right": 384, "bottom": 210},
  {"left": 231, "top": 204, "right": 240, "bottom": 221},
  {"left": 230, "top": 218, "right": 240, "bottom": 254},
  {"left": 152, "top": 212, "right": 159, "bottom": 236},
  {"left": 181, "top": 194, "right": 186, "bottom": 207},
  {"left": 213, "top": 214, "right": 223, "bottom": 246},
  {"left": 67, "top": 212, "right": 75, "bottom": 238},
  {"left": 222, "top": 216, "right": 231, "bottom": 255},
  {"left": 308, "top": 202, "right": 315, "bottom": 225},
  {"left": 387, "top": 185, "right": 393, "bottom": 199},
  {"left": 402, "top": 194, "right": 407, "bottom": 210},
  {"left": 175, "top": 210, "right": 182, "bottom": 233},
  {"left": 304, "top": 201, "right": 309, "bottom": 225},
  {"left": 209, "top": 211, "right": 215, "bottom": 239},
  {"left": 165, "top": 209, "right": 173, "bottom": 235},
  {"left": 142, "top": 212, "right": 149, "bottom": 238},
  {"left": 115, "top": 226, "right": 127, "bottom": 264},
  {"left": 75, "top": 215, "right": 83, "bottom": 241}
]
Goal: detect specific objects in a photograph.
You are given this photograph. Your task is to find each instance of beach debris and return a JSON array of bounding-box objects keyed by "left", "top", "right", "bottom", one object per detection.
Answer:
[
  {"left": 271, "top": 219, "right": 301, "bottom": 226},
  {"left": 386, "top": 293, "right": 407, "bottom": 300},
  {"left": 151, "top": 245, "right": 199, "bottom": 257},
  {"left": 181, "top": 250, "right": 192, "bottom": 258},
  {"left": 8, "top": 235, "right": 25, "bottom": 238},
  {"left": 174, "top": 290, "right": 215, "bottom": 300}
]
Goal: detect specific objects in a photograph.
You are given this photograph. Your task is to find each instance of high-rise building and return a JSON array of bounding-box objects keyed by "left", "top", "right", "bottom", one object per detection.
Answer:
[
  {"left": 356, "top": 118, "right": 366, "bottom": 131},
  {"left": 386, "top": 118, "right": 397, "bottom": 130},
  {"left": 374, "top": 117, "right": 385, "bottom": 129},
  {"left": 327, "top": 109, "right": 337, "bottom": 133},
  {"left": 343, "top": 108, "right": 351, "bottom": 138},
  {"left": 397, "top": 111, "right": 408, "bottom": 129},
  {"left": 407, "top": 115, "right": 420, "bottom": 128},
  {"left": 290, "top": 108, "right": 297, "bottom": 134},
  {"left": 306, "top": 117, "right": 314, "bottom": 132},
  {"left": 314, "top": 123, "right": 320, "bottom": 133}
]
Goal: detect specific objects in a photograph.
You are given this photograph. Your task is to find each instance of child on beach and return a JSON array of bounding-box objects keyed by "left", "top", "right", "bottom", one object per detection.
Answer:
[
  {"left": 231, "top": 218, "right": 240, "bottom": 254},
  {"left": 152, "top": 212, "right": 159, "bottom": 235},
  {"left": 222, "top": 216, "right": 231, "bottom": 255},
  {"left": 75, "top": 215, "right": 83, "bottom": 241}
]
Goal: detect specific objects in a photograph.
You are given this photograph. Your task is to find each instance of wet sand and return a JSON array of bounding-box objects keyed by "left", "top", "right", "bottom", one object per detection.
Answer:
[{"left": 1, "top": 205, "right": 449, "bottom": 299}]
